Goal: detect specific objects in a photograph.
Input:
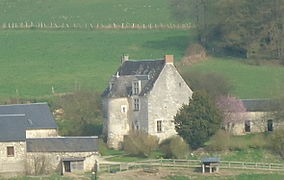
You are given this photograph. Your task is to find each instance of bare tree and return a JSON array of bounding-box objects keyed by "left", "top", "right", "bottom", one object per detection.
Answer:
[{"left": 216, "top": 96, "right": 247, "bottom": 133}]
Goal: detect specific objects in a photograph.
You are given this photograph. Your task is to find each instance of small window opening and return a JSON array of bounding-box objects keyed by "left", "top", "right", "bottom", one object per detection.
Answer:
[
  {"left": 157, "top": 120, "right": 162, "bottom": 133},
  {"left": 245, "top": 120, "right": 251, "bottom": 132},
  {"left": 7, "top": 146, "right": 14, "bottom": 157}
]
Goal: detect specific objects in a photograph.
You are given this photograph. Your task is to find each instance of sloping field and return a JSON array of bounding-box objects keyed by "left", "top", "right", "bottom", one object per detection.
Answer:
[
  {"left": 0, "top": 0, "right": 178, "bottom": 24},
  {"left": 0, "top": 29, "right": 194, "bottom": 98},
  {"left": 182, "top": 58, "right": 284, "bottom": 99},
  {"left": 0, "top": 1, "right": 284, "bottom": 99}
]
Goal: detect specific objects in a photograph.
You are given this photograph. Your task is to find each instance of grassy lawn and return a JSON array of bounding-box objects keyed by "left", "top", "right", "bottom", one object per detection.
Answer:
[
  {"left": 181, "top": 57, "right": 284, "bottom": 99},
  {"left": 0, "top": 0, "right": 179, "bottom": 24},
  {"left": 0, "top": 29, "right": 194, "bottom": 98},
  {"left": 166, "top": 173, "right": 284, "bottom": 180}
]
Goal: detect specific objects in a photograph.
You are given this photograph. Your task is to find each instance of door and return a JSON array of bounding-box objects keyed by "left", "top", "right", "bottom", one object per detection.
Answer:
[
  {"left": 64, "top": 161, "right": 71, "bottom": 172},
  {"left": 267, "top": 120, "right": 273, "bottom": 132}
]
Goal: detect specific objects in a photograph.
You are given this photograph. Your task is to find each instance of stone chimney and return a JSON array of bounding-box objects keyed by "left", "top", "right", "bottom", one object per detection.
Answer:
[
  {"left": 164, "top": 55, "right": 174, "bottom": 64},
  {"left": 121, "top": 54, "right": 129, "bottom": 64}
]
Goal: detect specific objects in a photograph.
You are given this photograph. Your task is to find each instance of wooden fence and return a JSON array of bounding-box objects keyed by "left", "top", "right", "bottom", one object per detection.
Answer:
[
  {"left": 99, "top": 159, "right": 284, "bottom": 174},
  {"left": 0, "top": 22, "right": 193, "bottom": 30}
]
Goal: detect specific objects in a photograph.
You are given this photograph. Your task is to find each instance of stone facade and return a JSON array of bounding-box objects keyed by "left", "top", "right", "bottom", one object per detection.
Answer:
[
  {"left": 104, "top": 98, "right": 131, "bottom": 148},
  {"left": 26, "top": 129, "right": 58, "bottom": 138},
  {"left": 103, "top": 55, "right": 193, "bottom": 149},
  {"left": 26, "top": 152, "right": 99, "bottom": 175},
  {"left": 147, "top": 62, "right": 192, "bottom": 140},
  {"left": 0, "top": 103, "right": 99, "bottom": 177},
  {"left": 232, "top": 111, "right": 284, "bottom": 135},
  {"left": 0, "top": 141, "right": 26, "bottom": 176}
]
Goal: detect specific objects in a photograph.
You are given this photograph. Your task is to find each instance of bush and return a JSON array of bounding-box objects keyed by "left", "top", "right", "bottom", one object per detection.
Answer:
[
  {"left": 269, "top": 128, "right": 284, "bottom": 158},
  {"left": 123, "top": 131, "right": 159, "bottom": 157},
  {"left": 206, "top": 130, "right": 230, "bottom": 151},
  {"left": 160, "top": 136, "right": 190, "bottom": 159},
  {"left": 249, "top": 134, "right": 268, "bottom": 149}
]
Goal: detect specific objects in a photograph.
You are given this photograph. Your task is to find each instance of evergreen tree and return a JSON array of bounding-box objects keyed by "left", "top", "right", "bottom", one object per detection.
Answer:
[{"left": 174, "top": 91, "right": 222, "bottom": 149}]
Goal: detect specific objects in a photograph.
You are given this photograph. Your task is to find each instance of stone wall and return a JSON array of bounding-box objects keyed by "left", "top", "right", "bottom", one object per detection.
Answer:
[
  {"left": 232, "top": 111, "right": 278, "bottom": 135},
  {"left": 105, "top": 98, "right": 131, "bottom": 149},
  {"left": 26, "top": 151, "right": 99, "bottom": 175},
  {"left": 147, "top": 64, "right": 193, "bottom": 141},
  {"left": 26, "top": 128, "right": 58, "bottom": 138},
  {"left": 0, "top": 141, "right": 26, "bottom": 176}
]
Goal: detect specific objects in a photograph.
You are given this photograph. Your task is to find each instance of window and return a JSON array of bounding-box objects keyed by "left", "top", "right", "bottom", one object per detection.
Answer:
[
  {"left": 121, "top": 105, "right": 127, "bottom": 113},
  {"left": 133, "top": 81, "right": 140, "bottom": 95},
  {"left": 134, "top": 98, "right": 140, "bottom": 111},
  {"left": 245, "top": 120, "right": 251, "bottom": 132},
  {"left": 7, "top": 146, "right": 14, "bottom": 157},
  {"left": 157, "top": 120, "right": 162, "bottom": 133}
]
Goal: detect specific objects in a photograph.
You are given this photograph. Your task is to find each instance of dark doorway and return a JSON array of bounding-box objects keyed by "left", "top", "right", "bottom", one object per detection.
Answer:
[
  {"left": 64, "top": 161, "right": 71, "bottom": 172},
  {"left": 245, "top": 120, "right": 251, "bottom": 132},
  {"left": 267, "top": 120, "right": 273, "bottom": 132}
]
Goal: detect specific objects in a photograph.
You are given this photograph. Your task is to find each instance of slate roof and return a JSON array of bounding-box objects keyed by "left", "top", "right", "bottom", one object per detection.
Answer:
[
  {"left": 0, "top": 115, "right": 28, "bottom": 142},
  {"left": 26, "top": 137, "right": 98, "bottom": 152},
  {"left": 201, "top": 157, "right": 220, "bottom": 163},
  {"left": 0, "top": 103, "right": 57, "bottom": 129},
  {"left": 102, "top": 59, "right": 165, "bottom": 98},
  {"left": 241, "top": 99, "right": 281, "bottom": 112}
]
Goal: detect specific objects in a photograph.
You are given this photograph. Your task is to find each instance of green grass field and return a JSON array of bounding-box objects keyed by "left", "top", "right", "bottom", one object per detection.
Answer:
[
  {"left": 0, "top": 29, "right": 194, "bottom": 98},
  {"left": 167, "top": 173, "right": 284, "bottom": 180},
  {"left": 181, "top": 57, "right": 284, "bottom": 99},
  {"left": 0, "top": 0, "right": 178, "bottom": 24},
  {"left": 1, "top": 29, "right": 284, "bottom": 99},
  {"left": 0, "top": 0, "right": 283, "bottom": 99}
]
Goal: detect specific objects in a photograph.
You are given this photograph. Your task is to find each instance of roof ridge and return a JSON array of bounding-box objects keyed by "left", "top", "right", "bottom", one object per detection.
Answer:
[
  {"left": 0, "top": 102, "right": 48, "bottom": 107},
  {"left": 125, "top": 59, "right": 164, "bottom": 62},
  {"left": 0, "top": 114, "right": 26, "bottom": 117},
  {"left": 27, "top": 136, "right": 98, "bottom": 140}
]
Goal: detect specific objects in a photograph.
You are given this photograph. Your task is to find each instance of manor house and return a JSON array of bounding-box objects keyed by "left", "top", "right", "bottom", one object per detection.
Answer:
[{"left": 102, "top": 55, "right": 193, "bottom": 149}]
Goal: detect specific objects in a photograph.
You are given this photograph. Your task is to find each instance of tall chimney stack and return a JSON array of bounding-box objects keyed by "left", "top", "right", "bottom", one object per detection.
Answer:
[
  {"left": 164, "top": 55, "right": 174, "bottom": 64},
  {"left": 121, "top": 54, "right": 129, "bottom": 64}
]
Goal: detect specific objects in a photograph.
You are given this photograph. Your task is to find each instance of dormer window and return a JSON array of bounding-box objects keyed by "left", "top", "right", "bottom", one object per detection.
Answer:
[{"left": 133, "top": 81, "right": 141, "bottom": 95}]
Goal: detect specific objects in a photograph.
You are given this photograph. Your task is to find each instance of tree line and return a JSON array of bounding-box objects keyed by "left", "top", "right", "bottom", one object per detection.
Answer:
[{"left": 171, "top": 0, "right": 284, "bottom": 61}]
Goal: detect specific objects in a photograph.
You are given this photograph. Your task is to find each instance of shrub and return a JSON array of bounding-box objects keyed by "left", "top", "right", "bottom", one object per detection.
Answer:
[
  {"left": 123, "top": 131, "right": 159, "bottom": 157},
  {"left": 160, "top": 136, "right": 190, "bottom": 159},
  {"left": 249, "top": 134, "right": 268, "bottom": 149},
  {"left": 206, "top": 130, "right": 230, "bottom": 151},
  {"left": 269, "top": 128, "right": 284, "bottom": 158}
]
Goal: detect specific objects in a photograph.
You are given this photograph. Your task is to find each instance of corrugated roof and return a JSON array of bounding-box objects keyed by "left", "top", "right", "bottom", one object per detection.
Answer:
[
  {"left": 102, "top": 59, "right": 165, "bottom": 98},
  {"left": 0, "top": 115, "right": 28, "bottom": 142},
  {"left": 26, "top": 137, "right": 98, "bottom": 152},
  {"left": 0, "top": 103, "right": 57, "bottom": 129},
  {"left": 241, "top": 99, "right": 281, "bottom": 112}
]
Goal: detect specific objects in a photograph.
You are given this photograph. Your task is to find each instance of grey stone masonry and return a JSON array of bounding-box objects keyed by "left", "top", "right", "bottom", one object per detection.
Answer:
[{"left": 103, "top": 55, "right": 193, "bottom": 149}]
